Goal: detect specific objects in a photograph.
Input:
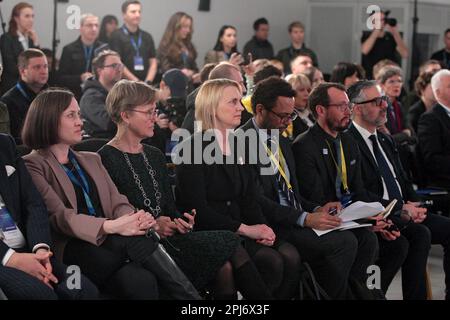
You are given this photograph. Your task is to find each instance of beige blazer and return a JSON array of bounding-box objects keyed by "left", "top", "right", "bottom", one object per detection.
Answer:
[
  {"left": 204, "top": 50, "right": 228, "bottom": 65},
  {"left": 24, "top": 149, "right": 134, "bottom": 260}
]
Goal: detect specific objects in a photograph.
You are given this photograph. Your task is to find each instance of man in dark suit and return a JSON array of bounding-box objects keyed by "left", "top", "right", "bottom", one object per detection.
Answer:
[
  {"left": 418, "top": 69, "right": 450, "bottom": 189},
  {"left": 0, "top": 49, "right": 48, "bottom": 143},
  {"left": 348, "top": 80, "right": 450, "bottom": 300},
  {"left": 292, "top": 82, "right": 405, "bottom": 298},
  {"left": 0, "top": 134, "right": 98, "bottom": 299},
  {"left": 239, "top": 77, "right": 378, "bottom": 299}
]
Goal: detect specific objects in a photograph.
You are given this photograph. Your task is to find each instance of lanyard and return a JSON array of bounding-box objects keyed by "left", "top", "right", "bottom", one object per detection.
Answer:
[
  {"left": 263, "top": 141, "right": 292, "bottom": 190},
  {"left": 325, "top": 139, "right": 349, "bottom": 193},
  {"left": 83, "top": 45, "right": 94, "bottom": 72},
  {"left": 122, "top": 26, "right": 142, "bottom": 57},
  {"left": 15, "top": 83, "right": 31, "bottom": 102},
  {"left": 61, "top": 152, "right": 96, "bottom": 216}
]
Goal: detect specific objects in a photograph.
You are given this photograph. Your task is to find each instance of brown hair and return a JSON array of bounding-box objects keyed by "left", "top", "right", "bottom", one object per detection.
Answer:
[
  {"left": 92, "top": 50, "right": 120, "bottom": 78},
  {"left": 106, "top": 80, "right": 157, "bottom": 124},
  {"left": 121, "top": 0, "right": 141, "bottom": 13},
  {"left": 158, "top": 12, "right": 197, "bottom": 67},
  {"left": 17, "top": 48, "right": 45, "bottom": 70},
  {"left": 22, "top": 88, "right": 74, "bottom": 149},
  {"left": 8, "top": 2, "right": 33, "bottom": 36},
  {"left": 288, "top": 21, "right": 305, "bottom": 33},
  {"left": 415, "top": 71, "right": 435, "bottom": 96},
  {"left": 308, "top": 82, "right": 346, "bottom": 118}
]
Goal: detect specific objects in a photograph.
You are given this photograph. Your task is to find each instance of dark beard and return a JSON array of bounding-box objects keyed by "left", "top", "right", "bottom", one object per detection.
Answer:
[{"left": 326, "top": 117, "right": 349, "bottom": 132}]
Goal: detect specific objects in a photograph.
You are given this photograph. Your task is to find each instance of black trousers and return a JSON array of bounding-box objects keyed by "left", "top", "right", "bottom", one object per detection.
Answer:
[
  {"left": 0, "top": 256, "right": 98, "bottom": 300},
  {"left": 286, "top": 227, "right": 378, "bottom": 299},
  {"left": 64, "top": 237, "right": 159, "bottom": 299},
  {"left": 377, "top": 220, "right": 431, "bottom": 299}
]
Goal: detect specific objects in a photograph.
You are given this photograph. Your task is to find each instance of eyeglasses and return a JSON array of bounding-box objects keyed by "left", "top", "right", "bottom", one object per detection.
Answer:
[
  {"left": 326, "top": 102, "right": 354, "bottom": 112},
  {"left": 102, "top": 63, "right": 124, "bottom": 70},
  {"left": 129, "top": 109, "right": 158, "bottom": 118},
  {"left": 267, "top": 108, "right": 299, "bottom": 122},
  {"left": 354, "top": 96, "right": 390, "bottom": 107}
]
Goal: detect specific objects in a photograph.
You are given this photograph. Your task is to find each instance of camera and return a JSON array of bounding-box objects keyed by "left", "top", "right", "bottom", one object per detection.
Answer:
[
  {"left": 157, "top": 97, "right": 186, "bottom": 128},
  {"left": 384, "top": 10, "right": 397, "bottom": 27}
]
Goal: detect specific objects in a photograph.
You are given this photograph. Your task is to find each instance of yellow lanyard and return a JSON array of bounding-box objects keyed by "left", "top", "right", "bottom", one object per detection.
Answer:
[
  {"left": 325, "top": 139, "right": 349, "bottom": 192},
  {"left": 263, "top": 141, "right": 292, "bottom": 190}
]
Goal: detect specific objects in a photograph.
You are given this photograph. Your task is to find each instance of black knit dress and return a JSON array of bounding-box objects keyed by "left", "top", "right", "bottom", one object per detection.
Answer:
[{"left": 99, "top": 144, "right": 239, "bottom": 290}]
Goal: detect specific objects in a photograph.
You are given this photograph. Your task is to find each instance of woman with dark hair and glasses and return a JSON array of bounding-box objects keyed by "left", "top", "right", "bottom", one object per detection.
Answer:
[
  {"left": 22, "top": 87, "right": 200, "bottom": 300},
  {"left": 204, "top": 25, "right": 244, "bottom": 66}
]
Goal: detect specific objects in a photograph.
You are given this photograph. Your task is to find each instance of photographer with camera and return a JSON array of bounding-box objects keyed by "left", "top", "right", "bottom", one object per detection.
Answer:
[
  {"left": 361, "top": 10, "right": 408, "bottom": 80},
  {"left": 144, "top": 69, "right": 188, "bottom": 155}
]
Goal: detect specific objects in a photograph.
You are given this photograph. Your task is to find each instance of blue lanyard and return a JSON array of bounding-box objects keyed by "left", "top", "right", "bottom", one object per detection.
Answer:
[
  {"left": 15, "top": 83, "right": 31, "bottom": 102},
  {"left": 122, "top": 26, "right": 142, "bottom": 57},
  {"left": 62, "top": 152, "right": 96, "bottom": 216},
  {"left": 83, "top": 45, "right": 94, "bottom": 72}
]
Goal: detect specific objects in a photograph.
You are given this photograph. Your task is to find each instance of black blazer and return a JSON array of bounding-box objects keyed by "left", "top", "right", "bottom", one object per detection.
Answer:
[
  {"left": 238, "top": 119, "right": 316, "bottom": 239},
  {"left": 0, "top": 33, "right": 38, "bottom": 94},
  {"left": 292, "top": 115, "right": 315, "bottom": 141},
  {"left": 408, "top": 99, "right": 426, "bottom": 134},
  {"left": 292, "top": 123, "right": 368, "bottom": 205},
  {"left": 175, "top": 132, "right": 268, "bottom": 232},
  {"left": 0, "top": 134, "right": 51, "bottom": 261},
  {"left": 417, "top": 103, "right": 450, "bottom": 188},
  {"left": 58, "top": 37, "right": 107, "bottom": 100},
  {"left": 348, "top": 124, "right": 419, "bottom": 212}
]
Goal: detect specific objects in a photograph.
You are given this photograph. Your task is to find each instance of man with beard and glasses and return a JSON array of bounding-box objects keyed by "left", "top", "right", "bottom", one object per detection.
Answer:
[
  {"left": 347, "top": 80, "right": 445, "bottom": 300},
  {"left": 292, "top": 82, "right": 385, "bottom": 299}
]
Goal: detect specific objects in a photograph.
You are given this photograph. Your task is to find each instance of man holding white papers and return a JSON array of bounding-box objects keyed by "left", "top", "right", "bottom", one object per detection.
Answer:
[
  {"left": 239, "top": 77, "right": 376, "bottom": 300},
  {"left": 292, "top": 82, "right": 382, "bottom": 299},
  {"left": 348, "top": 80, "right": 450, "bottom": 300}
]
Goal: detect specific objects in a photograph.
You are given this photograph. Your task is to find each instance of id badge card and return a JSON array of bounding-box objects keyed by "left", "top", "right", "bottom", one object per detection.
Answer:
[
  {"left": 340, "top": 192, "right": 353, "bottom": 206},
  {"left": 134, "top": 56, "right": 144, "bottom": 71},
  {"left": 0, "top": 206, "right": 25, "bottom": 248}
]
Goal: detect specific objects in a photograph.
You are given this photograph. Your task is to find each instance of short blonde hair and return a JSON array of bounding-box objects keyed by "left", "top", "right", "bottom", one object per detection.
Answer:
[
  {"left": 286, "top": 73, "right": 311, "bottom": 90},
  {"left": 195, "top": 79, "right": 241, "bottom": 131},
  {"left": 106, "top": 80, "right": 157, "bottom": 124}
]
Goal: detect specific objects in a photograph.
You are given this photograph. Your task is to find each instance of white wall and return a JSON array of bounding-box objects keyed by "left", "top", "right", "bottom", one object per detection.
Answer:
[
  {"left": 0, "top": 0, "right": 309, "bottom": 68},
  {"left": 1, "top": 0, "right": 448, "bottom": 75}
]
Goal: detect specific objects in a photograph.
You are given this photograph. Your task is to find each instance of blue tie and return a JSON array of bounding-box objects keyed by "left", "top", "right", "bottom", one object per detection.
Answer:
[{"left": 369, "top": 135, "right": 403, "bottom": 203}]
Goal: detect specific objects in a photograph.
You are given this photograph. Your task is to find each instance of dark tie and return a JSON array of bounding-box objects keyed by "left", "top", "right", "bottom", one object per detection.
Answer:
[
  {"left": 267, "top": 138, "right": 301, "bottom": 210},
  {"left": 333, "top": 139, "right": 343, "bottom": 199},
  {"left": 369, "top": 135, "right": 403, "bottom": 203}
]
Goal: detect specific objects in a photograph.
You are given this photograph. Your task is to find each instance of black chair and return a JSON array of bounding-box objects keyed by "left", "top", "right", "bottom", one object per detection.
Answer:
[{"left": 73, "top": 138, "right": 109, "bottom": 152}]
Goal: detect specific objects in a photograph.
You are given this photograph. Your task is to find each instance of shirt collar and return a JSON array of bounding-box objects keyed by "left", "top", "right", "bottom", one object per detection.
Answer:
[
  {"left": 352, "top": 121, "right": 377, "bottom": 141},
  {"left": 438, "top": 103, "right": 450, "bottom": 117}
]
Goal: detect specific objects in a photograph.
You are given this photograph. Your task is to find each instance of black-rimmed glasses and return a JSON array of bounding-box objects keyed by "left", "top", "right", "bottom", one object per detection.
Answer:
[
  {"left": 354, "top": 96, "right": 390, "bottom": 107},
  {"left": 267, "top": 109, "right": 299, "bottom": 122}
]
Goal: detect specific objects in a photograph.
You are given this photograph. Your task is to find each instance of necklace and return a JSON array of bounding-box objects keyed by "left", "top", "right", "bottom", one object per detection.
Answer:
[{"left": 122, "top": 151, "right": 162, "bottom": 217}]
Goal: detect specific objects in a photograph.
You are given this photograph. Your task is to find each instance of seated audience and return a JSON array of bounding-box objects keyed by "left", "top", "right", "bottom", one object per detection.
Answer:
[
  {"left": 330, "top": 62, "right": 366, "bottom": 89},
  {"left": 417, "top": 69, "right": 450, "bottom": 190},
  {"left": 0, "top": 133, "right": 98, "bottom": 300},
  {"left": 22, "top": 88, "right": 200, "bottom": 300},
  {"left": 80, "top": 50, "right": 123, "bottom": 139},
  {"left": 176, "top": 79, "right": 300, "bottom": 299},
  {"left": 0, "top": 49, "right": 48, "bottom": 143}
]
